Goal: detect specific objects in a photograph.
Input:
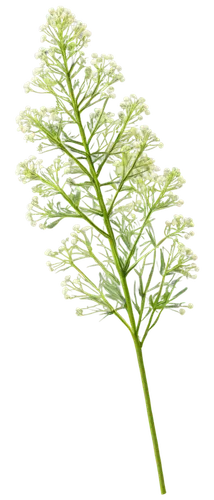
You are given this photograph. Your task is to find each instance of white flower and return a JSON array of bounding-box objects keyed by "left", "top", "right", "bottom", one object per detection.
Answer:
[
  {"left": 162, "top": 213, "right": 196, "bottom": 241},
  {"left": 59, "top": 271, "right": 99, "bottom": 302},
  {"left": 166, "top": 299, "right": 195, "bottom": 318},
  {"left": 136, "top": 123, "right": 166, "bottom": 152},
  {"left": 120, "top": 92, "right": 151, "bottom": 124},
  {"left": 91, "top": 59, "right": 97, "bottom": 66},
  {"left": 22, "top": 58, "right": 52, "bottom": 95},
  {"left": 49, "top": 112, "right": 60, "bottom": 122},
  {"left": 40, "top": 5, "right": 93, "bottom": 66},
  {"left": 43, "top": 223, "right": 93, "bottom": 274},
  {"left": 15, "top": 104, "right": 60, "bottom": 154},
  {"left": 167, "top": 240, "right": 200, "bottom": 281},
  {"left": 133, "top": 141, "right": 140, "bottom": 148},
  {"left": 90, "top": 69, "right": 98, "bottom": 78},
  {"left": 76, "top": 308, "right": 83, "bottom": 316},
  {"left": 14, "top": 154, "right": 46, "bottom": 186},
  {"left": 90, "top": 51, "right": 125, "bottom": 87}
]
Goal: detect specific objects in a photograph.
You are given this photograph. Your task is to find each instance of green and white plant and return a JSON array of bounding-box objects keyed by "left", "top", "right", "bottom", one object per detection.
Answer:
[{"left": 16, "top": 6, "right": 199, "bottom": 495}]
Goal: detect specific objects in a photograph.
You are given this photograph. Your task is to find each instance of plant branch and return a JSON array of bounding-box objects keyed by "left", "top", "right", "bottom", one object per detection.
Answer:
[
  {"left": 69, "top": 258, "right": 132, "bottom": 333},
  {"left": 133, "top": 336, "right": 166, "bottom": 494},
  {"left": 107, "top": 146, "right": 146, "bottom": 215},
  {"left": 96, "top": 109, "right": 136, "bottom": 177},
  {"left": 136, "top": 248, "right": 157, "bottom": 335},
  {"left": 124, "top": 210, "right": 153, "bottom": 273},
  {"left": 79, "top": 76, "right": 101, "bottom": 111},
  {"left": 60, "top": 44, "right": 137, "bottom": 334},
  {"left": 126, "top": 229, "right": 177, "bottom": 276},
  {"left": 57, "top": 186, "right": 109, "bottom": 237},
  {"left": 31, "top": 117, "right": 92, "bottom": 179}
]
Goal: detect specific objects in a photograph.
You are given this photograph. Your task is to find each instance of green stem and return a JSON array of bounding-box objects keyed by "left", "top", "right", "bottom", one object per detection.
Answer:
[
  {"left": 124, "top": 211, "right": 151, "bottom": 272},
  {"left": 133, "top": 335, "right": 166, "bottom": 495},
  {"left": 126, "top": 238, "right": 166, "bottom": 274},
  {"left": 126, "top": 244, "right": 153, "bottom": 276},
  {"left": 60, "top": 39, "right": 166, "bottom": 495},
  {"left": 88, "top": 98, "right": 109, "bottom": 144},
  {"left": 56, "top": 187, "right": 109, "bottom": 238},
  {"left": 79, "top": 75, "right": 101, "bottom": 112}
]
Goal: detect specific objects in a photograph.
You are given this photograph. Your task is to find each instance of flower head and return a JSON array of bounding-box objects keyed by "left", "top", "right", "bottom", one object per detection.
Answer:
[
  {"left": 119, "top": 92, "right": 152, "bottom": 126},
  {"left": 162, "top": 213, "right": 196, "bottom": 241},
  {"left": 165, "top": 240, "right": 200, "bottom": 281},
  {"left": 45, "top": 223, "right": 93, "bottom": 274},
  {"left": 40, "top": 4, "right": 92, "bottom": 55},
  {"left": 16, "top": 106, "right": 65, "bottom": 152}
]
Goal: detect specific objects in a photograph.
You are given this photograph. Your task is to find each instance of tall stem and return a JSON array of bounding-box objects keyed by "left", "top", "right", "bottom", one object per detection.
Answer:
[
  {"left": 133, "top": 335, "right": 166, "bottom": 495},
  {"left": 61, "top": 45, "right": 166, "bottom": 493}
]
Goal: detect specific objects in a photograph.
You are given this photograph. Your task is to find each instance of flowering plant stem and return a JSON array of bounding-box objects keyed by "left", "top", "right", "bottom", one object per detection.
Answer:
[
  {"left": 62, "top": 50, "right": 167, "bottom": 497},
  {"left": 12, "top": 5, "right": 199, "bottom": 497},
  {"left": 133, "top": 335, "right": 166, "bottom": 494}
]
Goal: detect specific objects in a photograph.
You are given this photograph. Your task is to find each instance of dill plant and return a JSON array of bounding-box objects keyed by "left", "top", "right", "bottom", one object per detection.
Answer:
[{"left": 16, "top": 6, "right": 199, "bottom": 495}]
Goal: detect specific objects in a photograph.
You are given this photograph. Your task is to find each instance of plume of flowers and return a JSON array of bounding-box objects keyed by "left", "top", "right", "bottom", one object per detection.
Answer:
[{"left": 16, "top": 8, "right": 199, "bottom": 495}]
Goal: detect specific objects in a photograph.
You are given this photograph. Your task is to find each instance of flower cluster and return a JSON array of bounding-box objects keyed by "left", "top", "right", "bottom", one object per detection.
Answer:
[
  {"left": 59, "top": 271, "right": 107, "bottom": 314},
  {"left": 16, "top": 106, "right": 63, "bottom": 144},
  {"left": 85, "top": 109, "right": 124, "bottom": 165},
  {"left": 111, "top": 153, "right": 160, "bottom": 181},
  {"left": 14, "top": 6, "right": 199, "bottom": 329},
  {"left": 23, "top": 63, "right": 52, "bottom": 94},
  {"left": 14, "top": 154, "right": 104, "bottom": 231},
  {"left": 90, "top": 53, "right": 125, "bottom": 83},
  {"left": 85, "top": 92, "right": 152, "bottom": 161},
  {"left": 120, "top": 125, "right": 163, "bottom": 154},
  {"left": 16, "top": 18, "right": 200, "bottom": 493},
  {"left": 63, "top": 54, "right": 125, "bottom": 115},
  {"left": 117, "top": 95, "right": 150, "bottom": 126},
  {"left": 132, "top": 163, "right": 188, "bottom": 213},
  {"left": 164, "top": 214, "right": 195, "bottom": 240},
  {"left": 44, "top": 223, "right": 94, "bottom": 274},
  {"left": 40, "top": 6, "right": 91, "bottom": 42},
  {"left": 173, "top": 241, "right": 199, "bottom": 279},
  {"left": 45, "top": 223, "right": 116, "bottom": 275},
  {"left": 24, "top": 195, "right": 82, "bottom": 231},
  {"left": 16, "top": 156, "right": 43, "bottom": 183},
  {"left": 13, "top": 153, "right": 90, "bottom": 194},
  {"left": 23, "top": 7, "right": 125, "bottom": 105},
  {"left": 106, "top": 123, "right": 166, "bottom": 168}
]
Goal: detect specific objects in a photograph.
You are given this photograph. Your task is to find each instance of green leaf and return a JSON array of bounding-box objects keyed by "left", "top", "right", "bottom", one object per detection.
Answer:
[
  {"left": 73, "top": 189, "right": 81, "bottom": 207},
  {"left": 46, "top": 218, "right": 61, "bottom": 228},
  {"left": 170, "top": 287, "right": 188, "bottom": 301},
  {"left": 159, "top": 246, "right": 165, "bottom": 275},
  {"left": 99, "top": 273, "right": 125, "bottom": 305}
]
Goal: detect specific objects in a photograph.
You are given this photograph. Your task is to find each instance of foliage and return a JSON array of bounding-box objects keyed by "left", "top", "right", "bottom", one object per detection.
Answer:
[{"left": 16, "top": 6, "right": 198, "bottom": 345}]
